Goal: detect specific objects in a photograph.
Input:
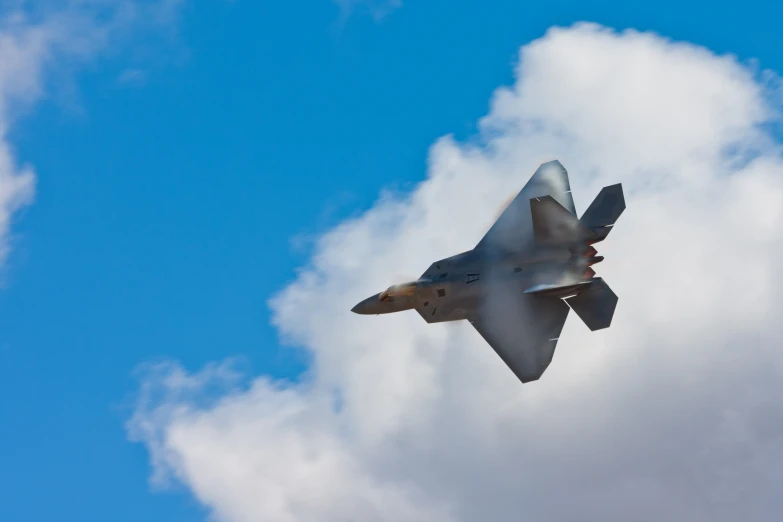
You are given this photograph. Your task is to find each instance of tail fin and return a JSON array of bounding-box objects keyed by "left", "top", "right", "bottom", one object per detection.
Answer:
[
  {"left": 530, "top": 196, "right": 596, "bottom": 246},
  {"left": 564, "top": 277, "right": 618, "bottom": 331},
  {"left": 580, "top": 184, "right": 625, "bottom": 243}
]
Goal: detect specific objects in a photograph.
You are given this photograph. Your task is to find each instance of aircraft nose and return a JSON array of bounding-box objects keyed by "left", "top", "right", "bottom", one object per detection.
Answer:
[{"left": 351, "top": 295, "right": 379, "bottom": 315}]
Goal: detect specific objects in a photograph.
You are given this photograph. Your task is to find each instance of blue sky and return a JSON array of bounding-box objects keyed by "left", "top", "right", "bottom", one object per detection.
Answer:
[{"left": 2, "top": 1, "right": 783, "bottom": 522}]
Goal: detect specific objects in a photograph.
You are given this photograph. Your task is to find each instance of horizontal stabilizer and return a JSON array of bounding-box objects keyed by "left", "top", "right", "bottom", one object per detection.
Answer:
[
  {"left": 579, "top": 184, "right": 625, "bottom": 242},
  {"left": 564, "top": 277, "right": 618, "bottom": 331},
  {"left": 530, "top": 196, "right": 596, "bottom": 246}
]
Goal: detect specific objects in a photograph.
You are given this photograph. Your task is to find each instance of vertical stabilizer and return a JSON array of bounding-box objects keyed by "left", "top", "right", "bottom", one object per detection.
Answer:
[
  {"left": 580, "top": 184, "right": 625, "bottom": 242},
  {"left": 530, "top": 196, "right": 595, "bottom": 246}
]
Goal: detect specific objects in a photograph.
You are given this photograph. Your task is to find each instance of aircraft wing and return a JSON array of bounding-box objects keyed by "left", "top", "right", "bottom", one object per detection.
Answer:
[
  {"left": 475, "top": 160, "right": 576, "bottom": 253},
  {"left": 469, "top": 293, "right": 570, "bottom": 383}
]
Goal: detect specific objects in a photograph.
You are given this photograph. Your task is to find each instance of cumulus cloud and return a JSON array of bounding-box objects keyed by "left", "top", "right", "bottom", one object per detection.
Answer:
[
  {"left": 128, "top": 23, "right": 783, "bottom": 522},
  {"left": 0, "top": 0, "right": 183, "bottom": 267}
]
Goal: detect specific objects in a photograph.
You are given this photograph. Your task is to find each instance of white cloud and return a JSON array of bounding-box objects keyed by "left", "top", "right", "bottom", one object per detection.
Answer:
[
  {"left": 128, "top": 23, "right": 783, "bottom": 522},
  {"left": 0, "top": 0, "right": 183, "bottom": 267}
]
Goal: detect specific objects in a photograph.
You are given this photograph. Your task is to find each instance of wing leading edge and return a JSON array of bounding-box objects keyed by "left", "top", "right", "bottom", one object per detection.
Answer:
[
  {"left": 476, "top": 160, "right": 576, "bottom": 252},
  {"left": 470, "top": 293, "right": 570, "bottom": 383}
]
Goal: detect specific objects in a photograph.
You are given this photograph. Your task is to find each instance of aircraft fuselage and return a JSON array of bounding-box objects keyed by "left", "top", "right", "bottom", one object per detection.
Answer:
[{"left": 351, "top": 244, "right": 585, "bottom": 321}]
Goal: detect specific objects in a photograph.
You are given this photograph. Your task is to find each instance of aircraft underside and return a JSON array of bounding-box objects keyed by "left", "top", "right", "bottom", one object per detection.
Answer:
[{"left": 352, "top": 160, "right": 625, "bottom": 383}]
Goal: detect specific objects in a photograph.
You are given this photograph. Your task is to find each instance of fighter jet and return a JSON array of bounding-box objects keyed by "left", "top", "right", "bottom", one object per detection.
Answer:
[{"left": 351, "top": 160, "right": 625, "bottom": 383}]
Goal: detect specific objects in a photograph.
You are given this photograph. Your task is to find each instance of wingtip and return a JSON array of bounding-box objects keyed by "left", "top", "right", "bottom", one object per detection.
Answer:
[{"left": 540, "top": 159, "right": 564, "bottom": 169}]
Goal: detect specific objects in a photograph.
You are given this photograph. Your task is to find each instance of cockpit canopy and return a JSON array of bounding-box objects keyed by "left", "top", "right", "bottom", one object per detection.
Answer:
[{"left": 378, "top": 282, "right": 417, "bottom": 302}]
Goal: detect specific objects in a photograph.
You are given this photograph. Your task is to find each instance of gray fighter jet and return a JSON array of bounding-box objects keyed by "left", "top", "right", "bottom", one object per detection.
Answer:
[{"left": 351, "top": 160, "right": 625, "bottom": 383}]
